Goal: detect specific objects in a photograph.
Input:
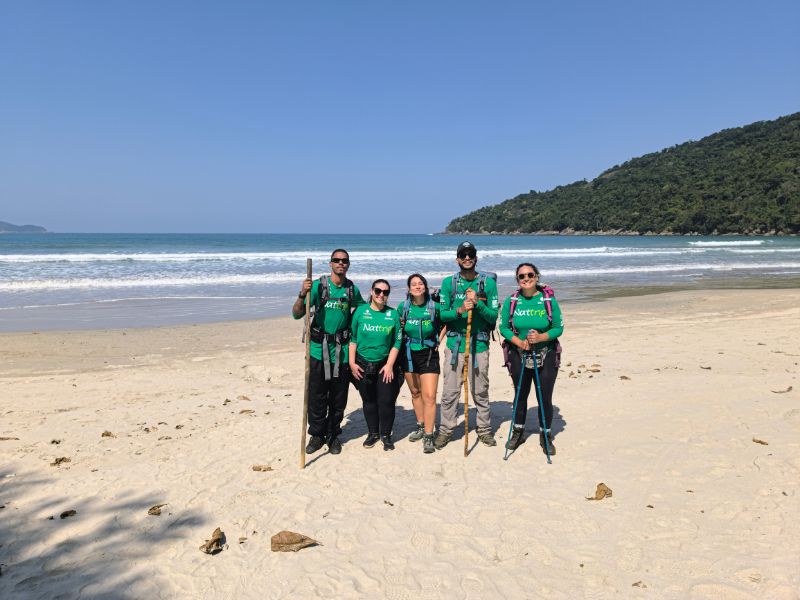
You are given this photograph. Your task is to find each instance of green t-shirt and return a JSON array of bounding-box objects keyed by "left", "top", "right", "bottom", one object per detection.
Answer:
[
  {"left": 499, "top": 292, "right": 564, "bottom": 351},
  {"left": 439, "top": 272, "right": 499, "bottom": 353},
  {"left": 397, "top": 299, "right": 439, "bottom": 351},
  {"left": 350, "top": 304, "right": 402, "bottom": 363},
  {"left": 293, "top": 277, "right": 365, "bottom": 363}
]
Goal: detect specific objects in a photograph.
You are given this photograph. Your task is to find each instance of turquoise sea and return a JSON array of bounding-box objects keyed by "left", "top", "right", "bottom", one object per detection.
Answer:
[{"left": 1, "top": 233, "right": 799, "bottom": 332}]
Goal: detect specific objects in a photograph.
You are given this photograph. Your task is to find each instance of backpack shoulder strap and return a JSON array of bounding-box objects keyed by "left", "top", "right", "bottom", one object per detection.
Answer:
[
  {"left": 536, "top": 283, "right": 555, "bottom": 322},
  {"left": 401, "top": 294, "right": 412, "bottom": 324},
  {"left": 508, "top": 289, "right": 521, "bottom": 333},
  {"left": 317, "top": 275, "right": 329, "bottom": 308}
]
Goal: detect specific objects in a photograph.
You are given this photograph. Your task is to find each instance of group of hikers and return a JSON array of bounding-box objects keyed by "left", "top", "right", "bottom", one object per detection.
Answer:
[{"left": 291, "top": 241, "right": 564, "bottom": 459}]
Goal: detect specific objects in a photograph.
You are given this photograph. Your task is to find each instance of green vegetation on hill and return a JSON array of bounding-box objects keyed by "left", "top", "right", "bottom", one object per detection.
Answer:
[
  {"left": 446, "top": 113, "right": 800, "bottom": 235},
  {"left": 0, "top": 221, "right": 47, "bottom": 233}
]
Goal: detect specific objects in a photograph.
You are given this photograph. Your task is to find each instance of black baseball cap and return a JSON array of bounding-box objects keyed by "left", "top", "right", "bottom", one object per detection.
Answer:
[{"left": 456, "top": 241, "right": 476, "bottom": 256}]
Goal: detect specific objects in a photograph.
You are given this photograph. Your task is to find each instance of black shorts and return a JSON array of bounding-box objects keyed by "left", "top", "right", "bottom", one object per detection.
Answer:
[{"left": 402, "top": 347, "right": 440, "bottom": 375}]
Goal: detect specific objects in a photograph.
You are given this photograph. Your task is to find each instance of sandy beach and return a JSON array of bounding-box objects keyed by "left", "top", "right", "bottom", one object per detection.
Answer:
[{"left": 1, "top": 289, "right": 799, "bottom": 599}]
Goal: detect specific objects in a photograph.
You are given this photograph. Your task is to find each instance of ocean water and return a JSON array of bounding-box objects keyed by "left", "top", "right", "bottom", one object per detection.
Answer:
[{"left": 1, "top": 233, "right": 799, "bottom": 331}]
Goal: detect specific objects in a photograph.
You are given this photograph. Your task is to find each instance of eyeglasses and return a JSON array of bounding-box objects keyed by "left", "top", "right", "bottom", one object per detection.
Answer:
[
  {"left": 517, "top": 272, "right": 538, "bottom": 281},
  {"left": 330, "top": 258, "right": 350, "bottom": 264},
  {"left": 458, "top": 252, "right": 476, "bottom": 260},
  {"left": 373, "top": 288, "right": 390, "bottom": 296}
]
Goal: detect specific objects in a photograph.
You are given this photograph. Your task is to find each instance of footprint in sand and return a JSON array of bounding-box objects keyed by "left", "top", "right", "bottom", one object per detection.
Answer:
[
  {"left": 461, "top": 576, "right": 484, "bottom": 598},
  {"left": 382, "top": 556, "right": 408, "bottom": 585},
  {"left": 410, "top": 530, "right": 435, "bottom": 554},
  {"left": 689, "top": 582, "right": 756, "bottom": 600},
  {"left": 616, "top": 544, "right": 643, "bottom": 572},
  {"left": 335, "top": 532, "right": 357, "bottom": 552}
]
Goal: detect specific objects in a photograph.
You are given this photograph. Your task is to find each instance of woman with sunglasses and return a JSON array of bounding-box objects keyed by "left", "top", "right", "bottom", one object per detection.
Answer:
[
  {"left": 499, "top": 263, "right": 564, "bottom": 454},
  {"left": 349, "top": 279, "right": 403, "bottom": 450},
  {"left": 397, "top": 273, "right": 441, "bottom": 454}
]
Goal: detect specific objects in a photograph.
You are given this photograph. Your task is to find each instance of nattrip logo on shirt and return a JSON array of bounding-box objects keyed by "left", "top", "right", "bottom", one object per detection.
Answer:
[
  {"left": 514, "top": 308, "right": 546, "bottom": 318},
  {"left": 362, "top": 323, "right": 393, "bottom": 333},
  {"left": 406, "top": 319, "right": 432, "bottom": 327},
  {"left": 325, "top": 300, "right": 348, "bottom": 311}
]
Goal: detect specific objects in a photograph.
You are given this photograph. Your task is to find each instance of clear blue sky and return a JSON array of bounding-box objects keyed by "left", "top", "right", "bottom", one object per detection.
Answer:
[{"left": 1, "top": 1, "right": 798, "bottom": 233}]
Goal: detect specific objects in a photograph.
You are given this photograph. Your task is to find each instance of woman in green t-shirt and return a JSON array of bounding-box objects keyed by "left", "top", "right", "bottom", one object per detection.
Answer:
[
  {"left": 499, "top": 263, "right": 564, "bottom": 455},
  {"left": 349, "top": 279, "right": 403, "bottom": 451},
  {"left": 397, "top": 273, "right": 441, "bottom": 454}
]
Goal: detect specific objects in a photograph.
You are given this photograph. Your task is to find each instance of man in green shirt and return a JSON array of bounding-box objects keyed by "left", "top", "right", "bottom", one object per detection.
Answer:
[
  {"left": 435, "top": 241, "right": 499, "bottom": 449},
  {"left": 292, "top": 249, "right": 365, "bottom": 455}
]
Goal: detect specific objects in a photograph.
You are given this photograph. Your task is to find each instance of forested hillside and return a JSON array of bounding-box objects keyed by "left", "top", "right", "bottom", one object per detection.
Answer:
[{"left": 446, "top": 113, "right": 799, "bottom": 235}]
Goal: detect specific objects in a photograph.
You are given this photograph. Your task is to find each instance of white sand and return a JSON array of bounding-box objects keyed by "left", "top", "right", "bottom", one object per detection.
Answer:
[{"left": 1, "top": 289, "right": 799, "bottom": 599}]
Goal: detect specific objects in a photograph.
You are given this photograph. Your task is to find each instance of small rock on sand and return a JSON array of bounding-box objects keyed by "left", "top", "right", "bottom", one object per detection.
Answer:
[
  {"left": 199, "top": 527, "right": 226, "bottom": 555},
  {"left": 148, "top": 504, "right": 168, "bottom": 516},
  {"left": 50, "top": 457, "right": 71, "bottom": 467},
  {"left": 270, "top": 531, "right": 318, "bottom": 552},
  {"left": 586, "top": 483, "right": 613, "bottom": 501}
]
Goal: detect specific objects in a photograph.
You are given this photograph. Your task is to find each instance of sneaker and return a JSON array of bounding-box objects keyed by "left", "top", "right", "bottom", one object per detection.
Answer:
[
  {"left": 478, "top": 432, "right": 497, "bottom": 447},
  {"left": 381, "top": 434, "right": 395, "bottom": 451},
  {"left": 327, "top": 436, "right": 342, "bottom": 455},
  {"left": 305, "top": 435, "right": 325, "bottom": 454},
  {"left": 408, "top": 422, "right": 425, "bottom": 442},
  {"left": 539, "top": 431, "right": 556, "bottom": 455},
  {"left": 363, "top": 433, "right": 380, "bottom": 449},
  {"left": 423, "top": 433, "right": 435, "bottom": 454},
  {"left": 433, "top": 431, "right": 452, "bottom": 450},
  {"left": 505, "top": 428, "right": 525, "bottom": 450}
]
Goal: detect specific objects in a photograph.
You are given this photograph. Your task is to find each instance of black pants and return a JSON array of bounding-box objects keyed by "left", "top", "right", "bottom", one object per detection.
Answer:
[
  {"left": 307, "top": 357, "right": 350, "bottom": 439},
  {"left": 508, "top": 347, "right": 558, "bottom": 430},
  {"left": 355, "top": 356, "right": 400, "bottom": 436}
]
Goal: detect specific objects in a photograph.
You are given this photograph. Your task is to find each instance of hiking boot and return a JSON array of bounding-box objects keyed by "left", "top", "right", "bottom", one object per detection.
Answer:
[
  {"left": 363, "top": 433, "right": 380, "bottom": 449},
  {"left": 539, "top": 431, "right": 556, "bottom": 455},
  {"left": 408, "top": 422, "right": 425, "bottom": 442},
  {"left": 381, "top": 435, "right": 395, "bottom": 451},
  {"left": 433, "top": 431, "right": 452, "bottom": 450},
  {"left": 505, "top": 428, "right": 525, "bottom": 450},
  {"left": 478, "top": 432, "right": 497, "bottom": 447},
  {"left": 423, "top": 433, "right": 435, "bottom": 454},
  {"left": 327, "top": 436, "right": 342, "bottom": 455},
  {"left": 305, "top": 435, "right": 325, "bottom": 454}
]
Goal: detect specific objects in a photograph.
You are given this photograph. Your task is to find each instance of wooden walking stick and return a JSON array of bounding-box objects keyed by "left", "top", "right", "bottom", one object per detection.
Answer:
[
  {"left": 463, "top": 309, "right": 473, "bottom": 457},
  {"left": 300, "top": 258, "right": 312, "bottom": 469}
]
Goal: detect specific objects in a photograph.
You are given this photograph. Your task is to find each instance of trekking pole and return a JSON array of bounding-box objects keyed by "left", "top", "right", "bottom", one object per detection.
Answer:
[
  {"left": 300, "top": 258, "right": 312, "bottom": 469},
  {"left": 503, "top": 350, "right": 527, "bottom": 461},
  {"left": 462, "top": 310, "right": 472, "bottom": 457},
  {"left": 531, "top": 346, "right": 552, "bottom": 464}
]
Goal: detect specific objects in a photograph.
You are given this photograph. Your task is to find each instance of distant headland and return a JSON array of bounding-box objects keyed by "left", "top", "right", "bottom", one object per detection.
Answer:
[
  {"left": 445, "top": 112, "right": 799, "bottom": 236},
  {"left": 0, "top": 221, "right": 48, "bottom": 233}
]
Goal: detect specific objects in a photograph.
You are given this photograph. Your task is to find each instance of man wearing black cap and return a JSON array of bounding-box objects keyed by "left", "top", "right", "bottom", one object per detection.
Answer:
[{"left": 435, "top": 241, "right": 499, "bottom": 449}]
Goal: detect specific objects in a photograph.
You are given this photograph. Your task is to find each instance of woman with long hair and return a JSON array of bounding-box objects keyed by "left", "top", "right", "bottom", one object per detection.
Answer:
[{"left": 397, "top": 273, "right": 441, "bottom": 454}]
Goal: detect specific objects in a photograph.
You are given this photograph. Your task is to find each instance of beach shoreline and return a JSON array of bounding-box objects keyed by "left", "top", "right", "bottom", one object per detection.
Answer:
[
  {"left": 4, "top": 275, "right": 800, "bottom": 334},
  {"left": 1, "top": 289, "right": 799, "bottom": 598}
]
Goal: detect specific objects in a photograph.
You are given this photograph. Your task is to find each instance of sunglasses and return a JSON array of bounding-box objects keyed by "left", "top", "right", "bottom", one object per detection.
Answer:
[
  {"left": 330, "top": 257, "right": 350, "bottom": 264},
  {"left": 458, "top": 252, "right": 476, "bottom": 260},
  {"left": 373, "top": 288, "right": 390, "bottom": 297},
  {"left": 517, "top": 272, "right": 538, "bottom": 280}
]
